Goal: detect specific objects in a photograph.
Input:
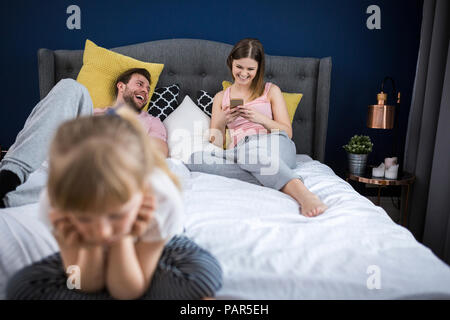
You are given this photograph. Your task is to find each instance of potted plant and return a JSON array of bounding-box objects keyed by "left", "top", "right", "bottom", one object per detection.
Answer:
[{"left": 343, "top": 135, "right": 373, "bottom": 175}]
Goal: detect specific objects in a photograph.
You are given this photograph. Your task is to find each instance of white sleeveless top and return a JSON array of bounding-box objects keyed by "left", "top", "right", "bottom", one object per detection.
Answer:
[{"left": 38, "top": 168, "right": 184, "bottom": 242}]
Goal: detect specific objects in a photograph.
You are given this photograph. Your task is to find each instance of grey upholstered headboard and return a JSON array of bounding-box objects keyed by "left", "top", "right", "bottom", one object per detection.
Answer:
[{"left": 37, "top": 38, "right": 331, "bottom": 161}]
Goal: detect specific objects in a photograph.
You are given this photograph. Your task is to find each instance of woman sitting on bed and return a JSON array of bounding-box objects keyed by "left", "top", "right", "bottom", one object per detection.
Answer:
[
  {"left": 187, "top": 38, "right": 327, "bottom": 217},
  {"left": 6, "top": 106, "right": 222, "bottom": 300}
]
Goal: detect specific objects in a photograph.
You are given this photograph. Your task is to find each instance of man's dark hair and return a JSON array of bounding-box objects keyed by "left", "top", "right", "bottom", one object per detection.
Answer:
[{"left": 114, "top": 68, "right": 151, "bottom": 97}]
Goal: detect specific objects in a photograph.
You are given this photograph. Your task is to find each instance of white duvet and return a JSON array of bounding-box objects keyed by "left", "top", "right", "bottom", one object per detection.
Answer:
[{"left": 1, "top": 156, "right": 449, "bottom": 299}]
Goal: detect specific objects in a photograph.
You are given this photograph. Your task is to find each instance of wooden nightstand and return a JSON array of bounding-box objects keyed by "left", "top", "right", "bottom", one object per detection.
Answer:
[{"left": 346, "top": 169, "right": 415, "bottom": 227}]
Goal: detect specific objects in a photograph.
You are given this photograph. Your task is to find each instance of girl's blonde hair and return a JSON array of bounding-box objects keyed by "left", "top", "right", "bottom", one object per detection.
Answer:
[
  {"left": 226, "top": 38, "right": 266, "bottom": 101},
  {"left": 47, "top": 107, "right": 180, "bottom": 214}
]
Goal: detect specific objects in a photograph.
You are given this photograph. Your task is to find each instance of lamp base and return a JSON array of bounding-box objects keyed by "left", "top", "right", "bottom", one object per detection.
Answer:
[{"left": 367, "top": 104, "right": 395, "bottom": 129}]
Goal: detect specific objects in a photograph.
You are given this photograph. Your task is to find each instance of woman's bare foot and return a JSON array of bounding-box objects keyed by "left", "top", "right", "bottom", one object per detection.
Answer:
[
  {"left": 281, "top": 178, "right": 328, "bottom": 218},
  {"left": 298, "top": 194, "right": 328, "bottom": 217}
]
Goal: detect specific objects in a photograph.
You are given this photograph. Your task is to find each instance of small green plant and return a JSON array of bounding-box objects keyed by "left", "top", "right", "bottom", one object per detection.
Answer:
[{"left": 343, "top": 135, "right": 373, "bottom": 154}]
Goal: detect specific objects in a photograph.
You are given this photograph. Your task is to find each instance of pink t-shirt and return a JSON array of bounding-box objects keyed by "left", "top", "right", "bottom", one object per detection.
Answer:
[
  {"left": 223, "top": 83, "right": 273, "bottom": 148},
  {"left": 94, "top": 108, "right": 167, "bottom": 142}
]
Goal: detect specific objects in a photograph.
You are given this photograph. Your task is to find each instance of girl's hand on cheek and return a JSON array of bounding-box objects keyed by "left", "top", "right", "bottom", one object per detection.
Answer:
[
  {"left": 131, "top": 191, "right": 156, "bottom": 238},
  {"left": 50, "top": 211, "right": 82, "bottom": 248}
]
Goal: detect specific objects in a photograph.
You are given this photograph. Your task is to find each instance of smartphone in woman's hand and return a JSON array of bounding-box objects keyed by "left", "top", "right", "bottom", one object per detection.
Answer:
[{"left": 230, "top": 99, "right": 244, "bottom": 109}]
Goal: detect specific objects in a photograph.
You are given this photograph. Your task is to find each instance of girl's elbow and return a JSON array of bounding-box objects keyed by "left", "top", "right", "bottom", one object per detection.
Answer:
[
  {"left": 79, "top": 280, "right": 105, "bottom": 294},
  {"left": 109, "top": 285, "right": 147, "bottom": 300},
  {"left": 107, "top": 275, "right": 147, "bottom": 300}
]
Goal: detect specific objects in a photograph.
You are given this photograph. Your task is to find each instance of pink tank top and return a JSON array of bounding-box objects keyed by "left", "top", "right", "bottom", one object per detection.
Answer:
[{"left": 222, "top": 82, "right": 273, "bottom": 148}]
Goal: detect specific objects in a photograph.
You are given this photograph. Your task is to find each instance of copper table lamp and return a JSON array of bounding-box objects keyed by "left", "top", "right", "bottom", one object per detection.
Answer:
[
  {"left": 367, "top": 77, "right": 400, "bottom": 129},
  {"left": 367, "top": 76, "right": 402, "bottom": 175},
  {"left": 367, "top": 92, "right": 396, "bottom": 129}
]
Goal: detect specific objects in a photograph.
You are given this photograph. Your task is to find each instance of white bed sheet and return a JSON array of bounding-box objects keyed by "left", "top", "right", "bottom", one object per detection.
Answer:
[{"left": 1, "top": 156, "right": 449, "bottom": 299}]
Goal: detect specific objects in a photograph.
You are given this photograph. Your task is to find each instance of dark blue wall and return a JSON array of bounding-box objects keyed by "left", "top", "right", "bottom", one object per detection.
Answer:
[{"left": 0, "top": 0, "right": 422, "bottom": 177}]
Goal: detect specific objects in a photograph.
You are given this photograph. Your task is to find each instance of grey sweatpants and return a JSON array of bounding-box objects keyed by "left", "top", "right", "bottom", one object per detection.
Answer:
[
  {"left": 186, "top": 131, "right": 303, "bottom": 190},
  {"left": 1, "top": 79, "right": 93, "bottom": 207}
]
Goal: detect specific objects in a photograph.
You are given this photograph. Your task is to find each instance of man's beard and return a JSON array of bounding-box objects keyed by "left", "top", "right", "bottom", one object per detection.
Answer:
[{"left": 123, "top": 89, "right": 143, "bottom": 113}]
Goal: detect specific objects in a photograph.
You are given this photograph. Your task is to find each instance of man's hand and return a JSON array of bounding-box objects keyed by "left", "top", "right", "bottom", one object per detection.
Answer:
[
  {"left": 151, "top": 138, "right": 169, "bottom": 158},
  {"left": 130, "top": 190, "right": 156, "bottom": 238}
]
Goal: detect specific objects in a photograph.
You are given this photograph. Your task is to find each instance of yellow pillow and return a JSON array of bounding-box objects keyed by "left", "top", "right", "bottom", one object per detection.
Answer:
[
  {"left": 77, "top": 39, "right": 164, "bottom": 111},
  {"left": 222, "top": 81, "right": 302, "bottom": 123},
  {"left": 224, "top": 129, "right": 231, "bottom": 149}
]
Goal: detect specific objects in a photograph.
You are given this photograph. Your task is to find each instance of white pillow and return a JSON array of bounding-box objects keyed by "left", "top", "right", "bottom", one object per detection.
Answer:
[{"left": 162, "top": 95, "right": 211, "bottom": 162}]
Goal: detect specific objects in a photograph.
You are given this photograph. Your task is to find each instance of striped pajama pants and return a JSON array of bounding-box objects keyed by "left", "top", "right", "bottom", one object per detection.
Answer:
[{"left": 6, "top": 235, "right": 222, "bottom": 300}]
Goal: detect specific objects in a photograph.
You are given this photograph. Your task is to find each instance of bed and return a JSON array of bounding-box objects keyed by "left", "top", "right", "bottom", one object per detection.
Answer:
[{"left": 1, "top": 38, "right": 449, "bottom": 299}]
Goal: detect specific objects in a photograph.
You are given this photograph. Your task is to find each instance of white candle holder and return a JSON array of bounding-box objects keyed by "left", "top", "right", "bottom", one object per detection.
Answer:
[
  {"left": 385, "top": 164, "right": 399, "bottom": 179},
  {"left": 372, "top": 163, "right": 385, "bottom": 178},
  {"left": 384, "top": 157, "right": 398, "bottom": 169}
]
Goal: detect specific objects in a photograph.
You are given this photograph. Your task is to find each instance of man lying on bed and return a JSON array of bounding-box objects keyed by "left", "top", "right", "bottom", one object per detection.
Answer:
[{"left": 0, "top": 68, "right": 169, "bottom": 208}]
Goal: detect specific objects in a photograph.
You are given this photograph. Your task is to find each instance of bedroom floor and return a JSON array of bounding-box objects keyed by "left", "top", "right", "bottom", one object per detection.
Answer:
[{"left": 367, "top": 196, "right": 401, "bottom": 223}]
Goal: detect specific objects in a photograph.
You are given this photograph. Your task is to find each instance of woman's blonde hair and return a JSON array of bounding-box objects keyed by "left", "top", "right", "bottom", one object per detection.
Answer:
[
  {"left": 226, "top": 38, "right": 266, "bottom": 101},
  {"left": 47, "top": 106, "right": 180, "bottom": 214}
]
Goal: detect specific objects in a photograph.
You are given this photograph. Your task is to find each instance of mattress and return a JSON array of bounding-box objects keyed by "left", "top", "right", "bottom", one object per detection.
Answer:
[{"left": 1, "top": 155, "right": 449, "bottom": 299}]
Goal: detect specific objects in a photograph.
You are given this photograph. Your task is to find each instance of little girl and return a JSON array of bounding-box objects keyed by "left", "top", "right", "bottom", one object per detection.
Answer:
[{"left": 6, "top": 106, "right": 222, "bottom": 300}]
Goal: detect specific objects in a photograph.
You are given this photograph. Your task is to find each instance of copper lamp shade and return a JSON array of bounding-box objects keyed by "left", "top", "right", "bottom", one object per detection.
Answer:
[{"left": 367, "top": 91, "right": 396, "bottom": 129}]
